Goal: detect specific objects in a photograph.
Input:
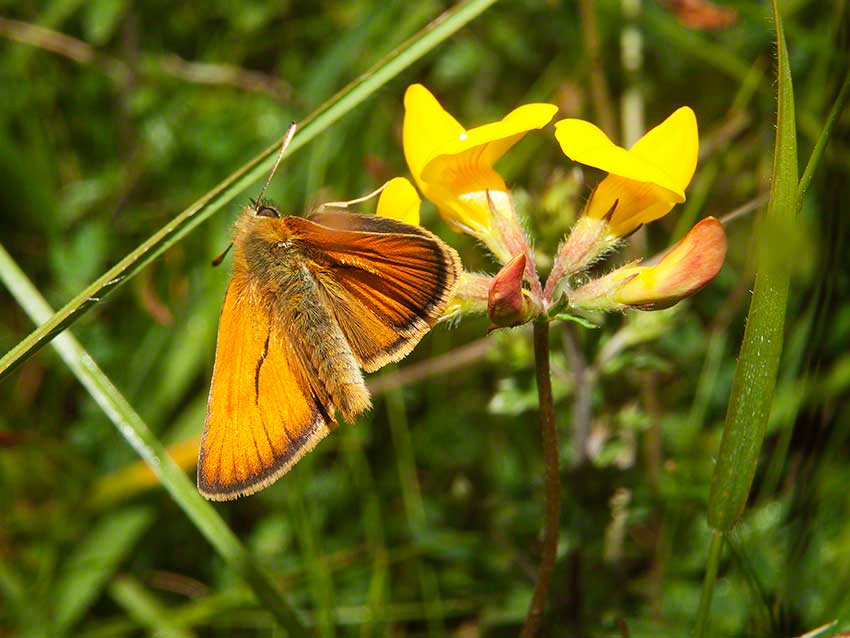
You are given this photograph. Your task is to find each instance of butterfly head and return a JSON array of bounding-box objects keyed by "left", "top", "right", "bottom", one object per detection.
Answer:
[{"left": 249, "top": 197, "right": 282, "bottom": 218}]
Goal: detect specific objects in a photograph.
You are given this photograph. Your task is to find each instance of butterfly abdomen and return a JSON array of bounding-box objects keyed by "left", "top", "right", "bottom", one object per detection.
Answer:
[{"left": 280, "top": 262, "right": 371, "bottom": 421}]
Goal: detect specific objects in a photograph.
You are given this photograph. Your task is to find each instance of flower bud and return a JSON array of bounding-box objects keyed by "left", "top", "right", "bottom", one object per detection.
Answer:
[
  {"left": 488, "top": 254, "right": 535, "bottom": 331},
  {"left": 442, "top": 272, "right": 490, "bottom": 321},
  {"left": 543, "top": 205, "right": 618, "bottom": 299},
  {"left": 616, "top": 217, "right": 726, "bottom": 308}
]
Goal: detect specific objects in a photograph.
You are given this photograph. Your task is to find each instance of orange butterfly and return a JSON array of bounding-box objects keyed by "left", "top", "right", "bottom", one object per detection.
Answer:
[{"left": 198, "top": 125, "right": 461, "bottom": 500}]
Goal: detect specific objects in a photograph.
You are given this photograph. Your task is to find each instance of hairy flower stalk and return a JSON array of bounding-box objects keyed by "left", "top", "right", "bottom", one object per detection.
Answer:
[{"left": 521, "top": 319, "right": 560, "bottom": 638}]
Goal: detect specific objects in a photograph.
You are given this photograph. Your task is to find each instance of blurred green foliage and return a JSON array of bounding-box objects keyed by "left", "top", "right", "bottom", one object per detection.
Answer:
[{"left": 1, "top": 0, "right": 849, "bottom": 636}]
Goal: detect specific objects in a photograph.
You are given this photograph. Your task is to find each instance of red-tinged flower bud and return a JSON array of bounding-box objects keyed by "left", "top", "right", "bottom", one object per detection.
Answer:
[
  {"left": 615, "top": 216, "right": 726, "bottom": 309},
  {"left": 570, "top": 217, "right": 727, "bottom": 311},
  {"left": 488, "top": 254, "right": 535, "bottom": 331}
]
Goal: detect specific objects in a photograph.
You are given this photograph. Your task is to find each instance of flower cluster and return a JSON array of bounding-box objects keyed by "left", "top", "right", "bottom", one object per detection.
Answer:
[{"left": 377, "top": 84, "right": 726, "bottom": 331}]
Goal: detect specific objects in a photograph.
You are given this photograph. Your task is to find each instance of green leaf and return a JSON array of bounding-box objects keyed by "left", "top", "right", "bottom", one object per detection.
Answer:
[
  {"left": 707, "top": 0, "right": 798, "bottom": 534},
  {"left": 83, "top": 0, "right": 127, "bottom": 45},
  {"left": 109, "top": 576, "right": 195, "bottom": 638},
  {"left": 550, "top": 312, "right": 599, "bottom": 330}
]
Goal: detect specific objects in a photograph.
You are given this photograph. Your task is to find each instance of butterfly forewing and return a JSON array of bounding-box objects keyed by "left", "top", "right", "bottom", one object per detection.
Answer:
[{"left": 199, "top": 278, "right": 332, "bottom": 500}]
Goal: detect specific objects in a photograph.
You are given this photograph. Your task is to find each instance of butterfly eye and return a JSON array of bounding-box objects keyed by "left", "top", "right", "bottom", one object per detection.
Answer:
[{"left": 256, "top": 205, "right": 280, "bottom": 218}]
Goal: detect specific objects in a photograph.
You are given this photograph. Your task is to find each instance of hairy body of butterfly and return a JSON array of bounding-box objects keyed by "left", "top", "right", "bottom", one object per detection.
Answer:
[{"left": 198, "top": 202, "right": 461, "bottom": 500}]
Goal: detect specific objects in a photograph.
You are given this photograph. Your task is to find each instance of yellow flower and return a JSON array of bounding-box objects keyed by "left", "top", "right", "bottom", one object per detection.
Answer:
[
  {"left": 570, "top": 217, "right": 727, "bottom": 311},
  {"left": 555, "top": 106, "right": 698, "bottom": 237},
  {"left": 376, "top": 177, "right": 421, "bottom": 225},
  {"left": 403, "top": 83, "right": 557, "bottom": 260}
]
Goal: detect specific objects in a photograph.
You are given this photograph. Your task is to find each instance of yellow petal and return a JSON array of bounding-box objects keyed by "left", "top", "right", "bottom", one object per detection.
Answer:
[
  {"left": 586, "top": 174, "right": 677, "bottom": 236},
  {"left": 629, "top": 107, "right": 699, "bottom": 200},
  {"left": 403, "top": 84, "right": 465, "bottom": 188},
  {"left": 401, "top": 84, "right": 555, "bottom": 258},
  {"left": 555, "top": 106, "right": 698, "bottom": 201},
  {"left": 418, "top": 102, "right": 556, "bottom": 235},
  {"left": 421, "top": 103, "right": 557, "bottom": 190},
  {"left": 425, "top": 102, "right": 559, "bottom": 174},
  {"left": 614, "top": 216, "right": 726, "bottom": 309},
  {"left": 376, "top": 177, "right": 421, "bottom": 226},
  {"left": 421, "top": 158, "right": 507, "bottom": 202},
  {"left": 403, "top": 84, "right": 557, "bottom": 220}
]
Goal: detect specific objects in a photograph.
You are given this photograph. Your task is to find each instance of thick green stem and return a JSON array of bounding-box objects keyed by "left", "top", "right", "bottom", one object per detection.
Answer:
[
  {"left": 694, "top": 531, "right": 725, "bottom": 638},
  {"left": 703, "top": 0, "right": 798, "bottom": 627},
  {"left": 707, "top": 0, "right": 797, "bottom": 533},
  {"left": 521, "top": 320, "right": 561, "bottom": 638}
]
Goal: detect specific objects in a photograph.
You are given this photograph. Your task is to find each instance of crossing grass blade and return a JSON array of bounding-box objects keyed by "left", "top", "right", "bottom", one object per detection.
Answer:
[
  {"left": 52, "top": 507, "right": 155, "bottom": 635},
  {"left": 0, "top": 0, "right": 499, "bottom": 383}
]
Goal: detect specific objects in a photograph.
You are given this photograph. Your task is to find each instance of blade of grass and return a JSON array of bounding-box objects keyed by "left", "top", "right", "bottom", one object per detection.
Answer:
[
  {"left": 288, "top": 476, "right": 337, "bottom": 638},
  {"left": 758, "top": 306, "right": 816, "bottom": 499},
  {"left": 338, "top": 425, "right": 390, "bottom": 638},
  {"left": 699, "top": 1, "right": 797, "bottom": 633},
  {"left": 0, "top": 0, "right": 498, "bottom": 383},
  {"left": 796, "top": 64, "right": 850, "bottom": 212},
  {"left": 694, "top": 531, "right": 725, "bottom": 638},
  {"left": 707, "top": 0, "right": 798, "bottom": 536},
  {"left": 385, "top": 386, "right": 447, "bottom": 637},
  {"left": 707, "top": 0, "right": 850, "bottom": 534},
  {"left": 0, "top": 242, "right": 308, "bottom": 635},
  {"left": 0, "top": 556, "right": 50, "bottom": 637}
]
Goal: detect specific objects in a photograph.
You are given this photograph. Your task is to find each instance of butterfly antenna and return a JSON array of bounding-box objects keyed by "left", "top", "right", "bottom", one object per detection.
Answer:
[
  {"left": 256, "top": 121, "right": 297, "bottom": 203},
  {"left": 318, "top": 181, "right": 391, "bottom": 211}
]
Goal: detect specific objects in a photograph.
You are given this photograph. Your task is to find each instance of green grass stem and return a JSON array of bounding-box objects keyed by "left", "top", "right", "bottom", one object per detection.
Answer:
[
  {"left": 796, "top": 64, "right": 850, "bottom": 213},
  {"left": 109, "top": 576, "right": 196, "bottom": 638},
  {"left": 694, "top": 531, "right": 725, "bottom": 638},
  {"left": 385, "top": 387, "right": 447, "bottom": 637}
]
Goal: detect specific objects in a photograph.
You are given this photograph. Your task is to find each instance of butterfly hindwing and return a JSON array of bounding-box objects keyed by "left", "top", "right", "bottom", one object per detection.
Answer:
[{"left": 288, "top": 213, "right": 461, "bottom": 372}]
